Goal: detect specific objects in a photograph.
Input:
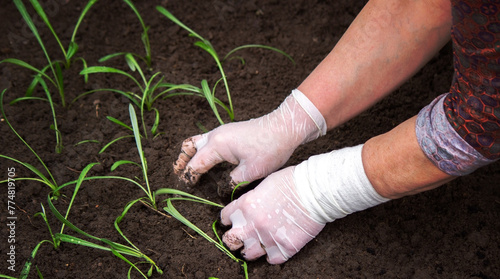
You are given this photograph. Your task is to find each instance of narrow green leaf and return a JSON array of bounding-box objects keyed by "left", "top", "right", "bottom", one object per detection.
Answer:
[
  {"left": 70, "top": 0, "right": 98, "bottom": 43},
  {"left": 13, "top": 0, "right": 58, "bottom": 86},
  {"left": 99, "top": 135, "right": 135, "bottom": 154},
  {"left": 9, "top": 96, "right": 48, "bottom": 105},
  {"left": 18, "top": 240, "right": 53, "bottom": 279},
  {"left": 129, "top": 104, "right": 154, "bottom": 206},
  {"left": 29, "top": 0, "right": 66, "bottom": 57},
  {"left": 74, "top": 139, "right": 100, "bottom": 146},
  {"left": 0, "top": 89, "right": 58, "bottom": 189},
  {"left": 110, "top": 160, "right": 141, "bottom": 171},
  {"left": 151, "top": 108, "right": 160, "bottom": 136},
  {"left": 59, "top": 162, "right": 99, "bottom": 234},
  {"left": 98, "top": 52, "right": 128, "bottom": 63},
  {"left": 66, "top": 41, "right": 79, "bottom": 61},
  {"left": 106, "top": 116, "right": 133, "bottom": 131},
  {"left": 224, "top": 44, "right": 295, "bottom": 65},
  {"left": 80, "top": 66, "right": 143, "bottom": 92},
  {"left": 0, "top": 58, "right": 54, "bottom": 84}
]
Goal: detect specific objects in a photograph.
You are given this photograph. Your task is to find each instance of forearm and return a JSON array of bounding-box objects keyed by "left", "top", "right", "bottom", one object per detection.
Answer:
[
  {"left": 362, "top": 116, "right": 455, "bottom": 199},
  {"left": 298, "top": 0, "right": 452, "bottom": 129}
]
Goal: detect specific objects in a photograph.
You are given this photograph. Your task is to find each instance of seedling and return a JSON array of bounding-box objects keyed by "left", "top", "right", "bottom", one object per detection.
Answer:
[
  {"left": 2, "top": 0, "right": 97, "bottom": 108},
  {"left": 0, "top": 89, "right": 60, "bottom": 195},
  {"left": 96, "top": 113, "right": 161, "bottom": 154},
  {"left": 108, "top": 104, "right": 157, "bottom": 208},
  {"left": 157, "top": 6, "right": 294, "bottom": 124},
  {"left": 157, "top": 189, "right": 249, "bottom": 278},
  {"left": 46, "top": 189, "right": 163, "bottom": 278},
  {"left": 39, "top": 161, "right": 163, "bottom": 278},
  {"left": 77, "top": 54, "right": 162, "bottom": 138}
]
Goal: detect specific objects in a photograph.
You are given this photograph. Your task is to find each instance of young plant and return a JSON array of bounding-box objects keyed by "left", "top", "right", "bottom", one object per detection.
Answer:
[
  {"left": 35, "top": 162, "right": 164, "bottom": 278},
  {"left": 156, "top": 188, "right": 249, "bottom": 278},
  {"left": 1, "top": 0, "right": 98, "bottom": 107},
  {"left": 46, "top": 186, "right": 163, "bottom": 278},
  {"left": 108, "top": 104, "right": 157, "bottom": 208},
  {"left": 156, "top": 6, "right": 295, "bottom": 125},
  {"left": 92, "top": 113, "right": 161, "bottom": 155},
  {"left": 0, "top": 89, "right": 60, "bottom": 195},
  {"left": 77, "top": 54, "right": 162, "bottom": 138}
]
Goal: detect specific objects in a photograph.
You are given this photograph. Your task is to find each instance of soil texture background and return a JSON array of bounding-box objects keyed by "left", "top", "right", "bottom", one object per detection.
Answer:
[{"left": 1, "top": 0, "right": 499, "bottom": 278}]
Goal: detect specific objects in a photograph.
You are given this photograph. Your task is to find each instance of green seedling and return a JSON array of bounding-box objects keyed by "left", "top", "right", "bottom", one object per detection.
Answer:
[
  {"left": 2, "top": 0, "right": 97, "bottom": 108},
  {"left": 231, "top": 181, "right": 250, "bottom": 201},
  {"left": 4, "top": 78, "right": 62, "bottom": 154},
  {"left": 0, "top": 89, "right": 60, "bottom": 195},
  {"left": 77, "top": 54, "right": 162, "bottom": 138},
  {"left": 157, "top": 6, "right": 294, "bottom": 125},
  {"left": 46, "top": 193, "right": 163, "bottom": 278},
  {"left": 43, "top": 162, "right": 163, "bottom": 278},
  {"left": 159, "top": 80, "right": 233, "bottom": 126},
  {"left": 0, "top": 238, "right": 52, "bottom": 279},
  {"left": 96, "top": 114, "right": 153, "bottom": 154},
  {"left": 157, "top": 189, "right": 249, "bottom": 278},
  {"left": 108, "top": 104, "right": 157, "bottom": 208}
]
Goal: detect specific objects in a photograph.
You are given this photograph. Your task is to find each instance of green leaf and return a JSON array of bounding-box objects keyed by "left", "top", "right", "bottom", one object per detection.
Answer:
[
  {"left": 106, "top": 116, "right": 133, "bottom": 131},
  {"left": 80, "top": 66, "right": 143, "bottom": 92},
  {"left": 29, "top": 0, "right": 66, "bottom": 57},
  {"left": 70, "top": 0, "right": 98, "bottom": 43},
  {"left": 67, "top": 41, "right": 79, "bottom": 61},
  {"left": 0, "top": 58, "right": 53, "bottom": 84},
  {"left": 9, "top": 96, "right": 48, "bottom": 105},
  {"left": 59, "top": 163, "right": 99, "bottom": 234},
  {"left": 74, "top": 139, "right": 100, "bottom": 146},
  {"left": 224, "top": 44, "right": 295, "bottom": 65},
  {"left": 18, "top": 240, "right": 53, "bottom": 279},
  {"left": 99, "top": 135, "right": 135, "bottom": 154},
  {"left": 129, "top": 104, "right": 155, "bottom": 206},
  {"left": 98, "top": 52, "right": 128, "bottom": 63},
  {"left": 110, "top": 160, "right": 141, "bottom": 171},
  {"left": 151, "top": 108, "right": 160, "bottom": 136}
]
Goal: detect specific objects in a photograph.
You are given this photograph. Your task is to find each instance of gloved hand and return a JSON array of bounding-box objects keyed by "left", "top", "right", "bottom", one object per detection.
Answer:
[
  {"left": 221, "top": 145, "right": 390, "bottom": 264},
  {"left": 173, "top": 89, "right": 327, "bottom": 187},
  {"left": 220, "top": 166, "right": 325, "bottom": 264}
]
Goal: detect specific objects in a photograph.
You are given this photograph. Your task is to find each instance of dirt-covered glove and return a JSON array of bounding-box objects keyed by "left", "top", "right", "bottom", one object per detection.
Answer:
[
  {"left": 220, "top": 144, "right": 390, "bottom": 264},
  {"left": 173, "top": 89, "right": 327, "bottom": 187}
]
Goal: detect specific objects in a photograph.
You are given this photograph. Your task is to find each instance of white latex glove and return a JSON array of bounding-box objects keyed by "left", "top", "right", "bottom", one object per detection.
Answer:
[
  {"left": 173, "top": 89, "right": 327, "bottom": 186},
  {"left": 221, "top": 144, "right": 390, "bottom": 264},
  {"left": 220, "top": 166, "right": 325, "bottom": 264}
]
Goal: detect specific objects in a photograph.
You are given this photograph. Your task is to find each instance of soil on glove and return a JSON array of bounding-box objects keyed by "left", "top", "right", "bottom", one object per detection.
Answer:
[{"left": 1, "top": 1, "right": 499, "bottom": 278}]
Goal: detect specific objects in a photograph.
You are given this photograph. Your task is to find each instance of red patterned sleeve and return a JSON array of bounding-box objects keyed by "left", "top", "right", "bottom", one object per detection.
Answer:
[{"left": 443, "top": 0, "right": 500, "bottom": 159}]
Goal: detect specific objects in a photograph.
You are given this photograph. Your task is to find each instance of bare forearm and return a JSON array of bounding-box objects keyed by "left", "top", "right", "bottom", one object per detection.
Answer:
[
  {"left": 362, "top": 116, "right": 455, "bottom": 199},
  {"left": 298, "top": 0, "right": 452, "bottom": 129}
]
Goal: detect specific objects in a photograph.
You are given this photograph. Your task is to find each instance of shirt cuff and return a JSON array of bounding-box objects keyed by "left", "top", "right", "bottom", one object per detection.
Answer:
[{"left": 415, "top": 94, "right": 497, "bottom": 176}]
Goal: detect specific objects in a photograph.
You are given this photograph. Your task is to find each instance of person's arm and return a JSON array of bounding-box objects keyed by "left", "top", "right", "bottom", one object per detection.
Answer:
[
  {"left": 219, "top": 0, "right": 457, "bottom": 264},
  {"left": 299, "top": 0, "right": 452, "bottom": 129},
  {"left": 174, "top": 0, "right": 453, "bottom": 189},
  {"left": 363, "top": 116, "right": 455, "bottom": 199},
  {"left": 298, "top": 0, "right": 454, "bottom": 198}
]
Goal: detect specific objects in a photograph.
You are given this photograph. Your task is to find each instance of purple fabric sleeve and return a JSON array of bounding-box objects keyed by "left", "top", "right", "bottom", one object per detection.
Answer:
[{"left": 415, "top": 94, "right": 498, "bottom": 176}]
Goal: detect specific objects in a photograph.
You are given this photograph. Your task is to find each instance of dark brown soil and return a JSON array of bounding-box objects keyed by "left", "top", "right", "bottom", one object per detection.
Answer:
[{"left": 1, "top": 1, "right": 499, "bottom": 278}]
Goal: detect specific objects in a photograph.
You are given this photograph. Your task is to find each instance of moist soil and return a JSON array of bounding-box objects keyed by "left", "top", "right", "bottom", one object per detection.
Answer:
[{"left": 1, "top": 1, "right": 499, "bottom": 278}]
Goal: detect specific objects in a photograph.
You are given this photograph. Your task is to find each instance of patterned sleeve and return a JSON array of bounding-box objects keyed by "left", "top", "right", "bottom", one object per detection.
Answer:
[{"left": 416, "top": 0, "right": 500, "bottom": 176}]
